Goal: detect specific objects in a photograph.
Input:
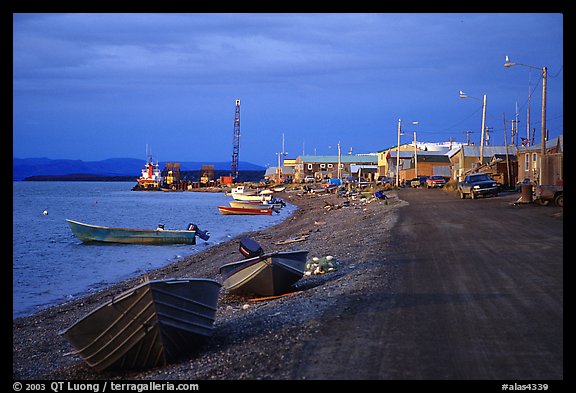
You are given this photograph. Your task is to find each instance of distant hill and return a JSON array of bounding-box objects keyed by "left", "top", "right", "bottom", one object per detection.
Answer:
[{"left": 13, "top": 157, "right": 266, "bottom": 181}]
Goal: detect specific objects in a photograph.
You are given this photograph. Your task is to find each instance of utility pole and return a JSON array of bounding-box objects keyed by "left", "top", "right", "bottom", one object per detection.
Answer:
[
  {"left": 503, "top": 112, "right": 512, "bottom": 188},
  {"left": 337, "top": 142, "right": 342, "bottom": 179},
  {"left": 480, "top": 94, "right": 487, "bottom": 165},
  {"left": 413, "top": 131, "right": 418, "bottom": 177},
  {"left": 276, "top": 132, "right": 288, "bottom": 183},
  {"left": 526, "top": 72, "right": 531, "bottom": 146},
  {"left": 396, "top": 119, "right": 401, "bottom": 187}
]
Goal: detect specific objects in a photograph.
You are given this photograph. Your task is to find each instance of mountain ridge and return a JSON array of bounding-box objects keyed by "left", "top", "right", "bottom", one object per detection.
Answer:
[{"left": 13, "top": 157, "right": 266, "bottom": 181}]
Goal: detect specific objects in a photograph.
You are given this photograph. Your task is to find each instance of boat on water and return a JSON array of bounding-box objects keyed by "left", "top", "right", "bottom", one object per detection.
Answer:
[
  {"left": 219, "top": 250, "right": 309, "bottom": 296},
  {"left": 66, "top": 219, "right": 210, "bottom": 245},
  {"left": 131, "top": 150, "right": 163, "bottom": 191},
  {"left": 217, "top": 206, "right": 273, "bottom": 216},
  {"left": 60, "top": 278, "right": 221, "bottom": 372}
]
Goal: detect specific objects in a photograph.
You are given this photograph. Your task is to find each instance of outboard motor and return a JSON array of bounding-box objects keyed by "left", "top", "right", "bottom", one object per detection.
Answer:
[
  {"left": 188, "top": 223, "right": 210, "bottom": 241},
  {"left": 239, "top": 237, "right": 264, "bottom": 258}
]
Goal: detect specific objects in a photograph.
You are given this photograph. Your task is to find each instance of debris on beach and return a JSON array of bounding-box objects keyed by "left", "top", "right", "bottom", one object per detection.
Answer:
[{"left": 305, "top": 255, "right": 340, "bottom": 276}]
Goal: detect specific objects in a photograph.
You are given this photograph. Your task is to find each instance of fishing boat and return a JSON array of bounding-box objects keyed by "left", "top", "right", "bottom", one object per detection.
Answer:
[
  {"left": 225, "top": 185, "right": 258, "bottom": 196},
  {"left": 219, "top": 250, "right": 309, "bottom": 296},
  {"left": 60, "top": 278, "right": 221, "bottom": 372},
  {"left": 66, "top": 219, "right": 210, "bottom": 245},
  {"left": 131, "top": 149, "right": 163, "bottom": 191},
  {"left": 217, "top": 206, "right": 273, "bottom": 216}
]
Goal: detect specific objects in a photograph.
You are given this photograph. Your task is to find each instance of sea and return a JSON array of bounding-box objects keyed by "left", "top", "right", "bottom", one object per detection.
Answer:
[{"left": 12, "top": 182, "right": 296, "bottom": 319}]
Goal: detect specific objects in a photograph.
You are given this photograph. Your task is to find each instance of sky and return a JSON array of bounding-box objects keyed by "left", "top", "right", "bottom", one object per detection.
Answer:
[{"left": 13, "top": 13, "right": 564, "bottom": 167}]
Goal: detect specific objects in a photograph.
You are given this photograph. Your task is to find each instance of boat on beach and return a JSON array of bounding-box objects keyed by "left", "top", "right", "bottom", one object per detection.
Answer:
[
  {"left": 230, "top": 192, "right": 273, "bottom": 202},
  {"left": 229, "top": 200, "right": 282, "bottom": 212},
  {"left": 219, "top": 250, "right": 309, "bottom": 296},
  {"left": 217, "top": 206, "right": 273, "bottom": 216},
  {"left": 66, "top": 219, "right": 210, "bottom": 245},
  {"left": 60, "top": 278, "right": 221, "bottom": 372}
]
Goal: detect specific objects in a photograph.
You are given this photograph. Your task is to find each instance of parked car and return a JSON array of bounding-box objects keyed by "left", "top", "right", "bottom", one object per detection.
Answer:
[
  {"left": 410, "top": 176, "right": 428, "bottom": 188},
  {"left": 376, "top": 176, "right": 392, "bottom": 186},
  {"left": 426, "top": 175, "right": 446, "bottom": 188},
  {"left": 344, "top": 176, "right": 370, "bottom": 188},
  {"left": 303, "top": 176, "right": 316, "bottom": 183},
  {"left": 457, "top": 173, "right": 499, "bottom": 199}
]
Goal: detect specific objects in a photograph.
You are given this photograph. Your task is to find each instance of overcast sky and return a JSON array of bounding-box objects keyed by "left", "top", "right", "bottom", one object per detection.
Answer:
[{"left": 13, "top": 13, "right": 563, "bottom": 167}]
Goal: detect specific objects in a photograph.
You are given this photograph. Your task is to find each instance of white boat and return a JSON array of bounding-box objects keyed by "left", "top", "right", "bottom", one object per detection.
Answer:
[{"left": 231, "top": 193, "right": 272, "bottom": 202}]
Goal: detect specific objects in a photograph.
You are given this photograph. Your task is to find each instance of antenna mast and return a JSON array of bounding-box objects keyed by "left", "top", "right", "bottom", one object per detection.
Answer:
[{"left": 231, "top": 99, "right": 241, "bottom": 180}]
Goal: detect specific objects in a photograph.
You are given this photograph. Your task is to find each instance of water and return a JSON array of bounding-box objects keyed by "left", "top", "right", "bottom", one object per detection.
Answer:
[{"left": 12, "top": 182, "right": 296, "bottom": 319}]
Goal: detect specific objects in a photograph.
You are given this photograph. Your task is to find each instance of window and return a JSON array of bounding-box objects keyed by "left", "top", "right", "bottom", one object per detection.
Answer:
[
  {"left": 532, "top": 153, "right": 538, "bottom": 169},
  {"left": 327, "top": 163, "right": 333, "bottom": 168},
  {"left": 320, "top": 163, "right": 326, "bottom": 169},
  {"left": 525, "top": 153, "right": 529, "bottom": 171},
  {"left": 307, "top": 164, "right": 313, "bottom": 170}
]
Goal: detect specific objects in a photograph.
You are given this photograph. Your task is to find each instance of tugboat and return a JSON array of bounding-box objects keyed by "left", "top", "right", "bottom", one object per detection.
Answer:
[{"left": 131, "top": 147, "right": 163, "bottom": 191}]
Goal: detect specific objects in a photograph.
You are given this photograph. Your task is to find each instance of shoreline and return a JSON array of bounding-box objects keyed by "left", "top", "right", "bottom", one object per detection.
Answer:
[{"left": 13, "top": 188, "right": 404, "bottom": 379}]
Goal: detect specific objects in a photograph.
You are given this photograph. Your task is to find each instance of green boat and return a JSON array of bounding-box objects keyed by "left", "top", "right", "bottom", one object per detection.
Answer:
[
  {"left": 60, "top": 278, "right": 221, "bottom": 372},
  {"left": 66, "top": 219, "right": 210, "bottom": 245}
]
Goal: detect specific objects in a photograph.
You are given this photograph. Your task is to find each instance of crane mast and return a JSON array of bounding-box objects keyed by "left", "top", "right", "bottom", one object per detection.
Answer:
[{"left": 231, "top": 99, "right": 241, "bottom": 180}]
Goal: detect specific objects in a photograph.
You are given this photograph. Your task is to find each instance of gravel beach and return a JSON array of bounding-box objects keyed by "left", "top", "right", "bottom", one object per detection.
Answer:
[{"left": 13, "top": 188, "right": 403, "bottom": 380}]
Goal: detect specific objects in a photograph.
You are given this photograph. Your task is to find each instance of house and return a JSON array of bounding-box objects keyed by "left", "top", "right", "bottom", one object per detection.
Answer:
[
  {"left": 294, "top": 155, "right": 378, "bottom": 182},
  {"left": 377, "top": 141, "right": 462, "bottom": 180},
  {"left": 264, "top": 166, "right": 294, "bottom": 183},
  {"left": 400, "top": 152, "right": 452, "bottom": 180},
  {"left": 516, "top": 135, "right": 563, "bottom": 185},
  {"left": 448, "top": 145, "right": 518, "bottom": 181},
  {"left": 377, "top": 143, "right": 424, "bottom": 178}
]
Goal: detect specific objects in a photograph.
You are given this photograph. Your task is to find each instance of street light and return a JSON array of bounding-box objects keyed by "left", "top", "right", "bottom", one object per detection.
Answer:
[
  {"left": 504, "top": 55, "right": 547, "bottom": 185},
  {"left": 459, "top": 90, "right": 487, "bottom": 166}
]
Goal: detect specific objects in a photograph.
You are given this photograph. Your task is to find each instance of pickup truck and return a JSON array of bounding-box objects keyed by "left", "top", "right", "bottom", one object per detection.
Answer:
[
  {"left": 534, "top": 184, "right": 563, "bottom": 207},
  {"left": 457, "top": 173, "right": 499, "bottom": 199}
]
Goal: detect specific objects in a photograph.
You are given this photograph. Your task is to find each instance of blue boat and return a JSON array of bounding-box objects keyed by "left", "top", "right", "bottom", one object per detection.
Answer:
[{"left": 66, "top": 219, "right": 210, "bottom": 245}]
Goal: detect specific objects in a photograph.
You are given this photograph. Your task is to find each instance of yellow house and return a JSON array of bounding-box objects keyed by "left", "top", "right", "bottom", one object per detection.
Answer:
[{"left": 377, "top": 143, "right": 424, "bottom": 178}]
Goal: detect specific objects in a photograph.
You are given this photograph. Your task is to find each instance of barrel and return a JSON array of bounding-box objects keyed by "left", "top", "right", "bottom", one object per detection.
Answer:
[{"left": 520, "top": 184, "right": 533, "bottom": 203}]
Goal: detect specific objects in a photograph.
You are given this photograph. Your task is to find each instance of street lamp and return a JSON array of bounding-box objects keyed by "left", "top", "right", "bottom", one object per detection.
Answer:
[
  {"left": 504, "top": 56, "right": 547, "bottom": 185},
  {"left": 459, "top": 90, "right": 487, "bottom": 166}
]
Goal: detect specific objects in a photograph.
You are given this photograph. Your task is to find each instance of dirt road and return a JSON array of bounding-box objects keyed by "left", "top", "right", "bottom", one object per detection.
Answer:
[{"left": 291, "top": 188, "right": 563, "bottom": 380}]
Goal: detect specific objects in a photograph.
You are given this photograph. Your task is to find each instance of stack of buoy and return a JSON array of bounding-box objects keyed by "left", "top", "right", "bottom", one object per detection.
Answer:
[{"left": 304, "top": 255, "right": 339, "bottom": 276}]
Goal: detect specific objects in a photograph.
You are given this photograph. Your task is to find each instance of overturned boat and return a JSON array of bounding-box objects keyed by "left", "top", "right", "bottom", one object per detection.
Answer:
[
  {"left": 66, "top": 219, "right": 210, "bottom": 245},
  {"left": 219, "top": 250, "right": 309, "bottom": 296},
  {"left": 60, "top": 278, "right": 221, "bottom": 372}
]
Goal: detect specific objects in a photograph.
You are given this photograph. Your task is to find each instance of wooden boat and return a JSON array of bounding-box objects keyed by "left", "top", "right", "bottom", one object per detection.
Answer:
[
  {"left": 66, "top": 219, "right": 210, "bottom": 245},
  {"left": 217, "top": 206, "right": 273, "bottom": 216},
  {"left": 60, "top": 278, "right": 221, "bottom": 372},
  {"left": 219, "top": 250, "right": 309, "bottom": 296}
]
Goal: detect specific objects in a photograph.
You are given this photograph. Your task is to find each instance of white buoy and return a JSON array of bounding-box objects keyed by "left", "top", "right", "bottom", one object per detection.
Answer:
[{"left": 43, "top": 210, "right": 48, "bottom": 215}]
